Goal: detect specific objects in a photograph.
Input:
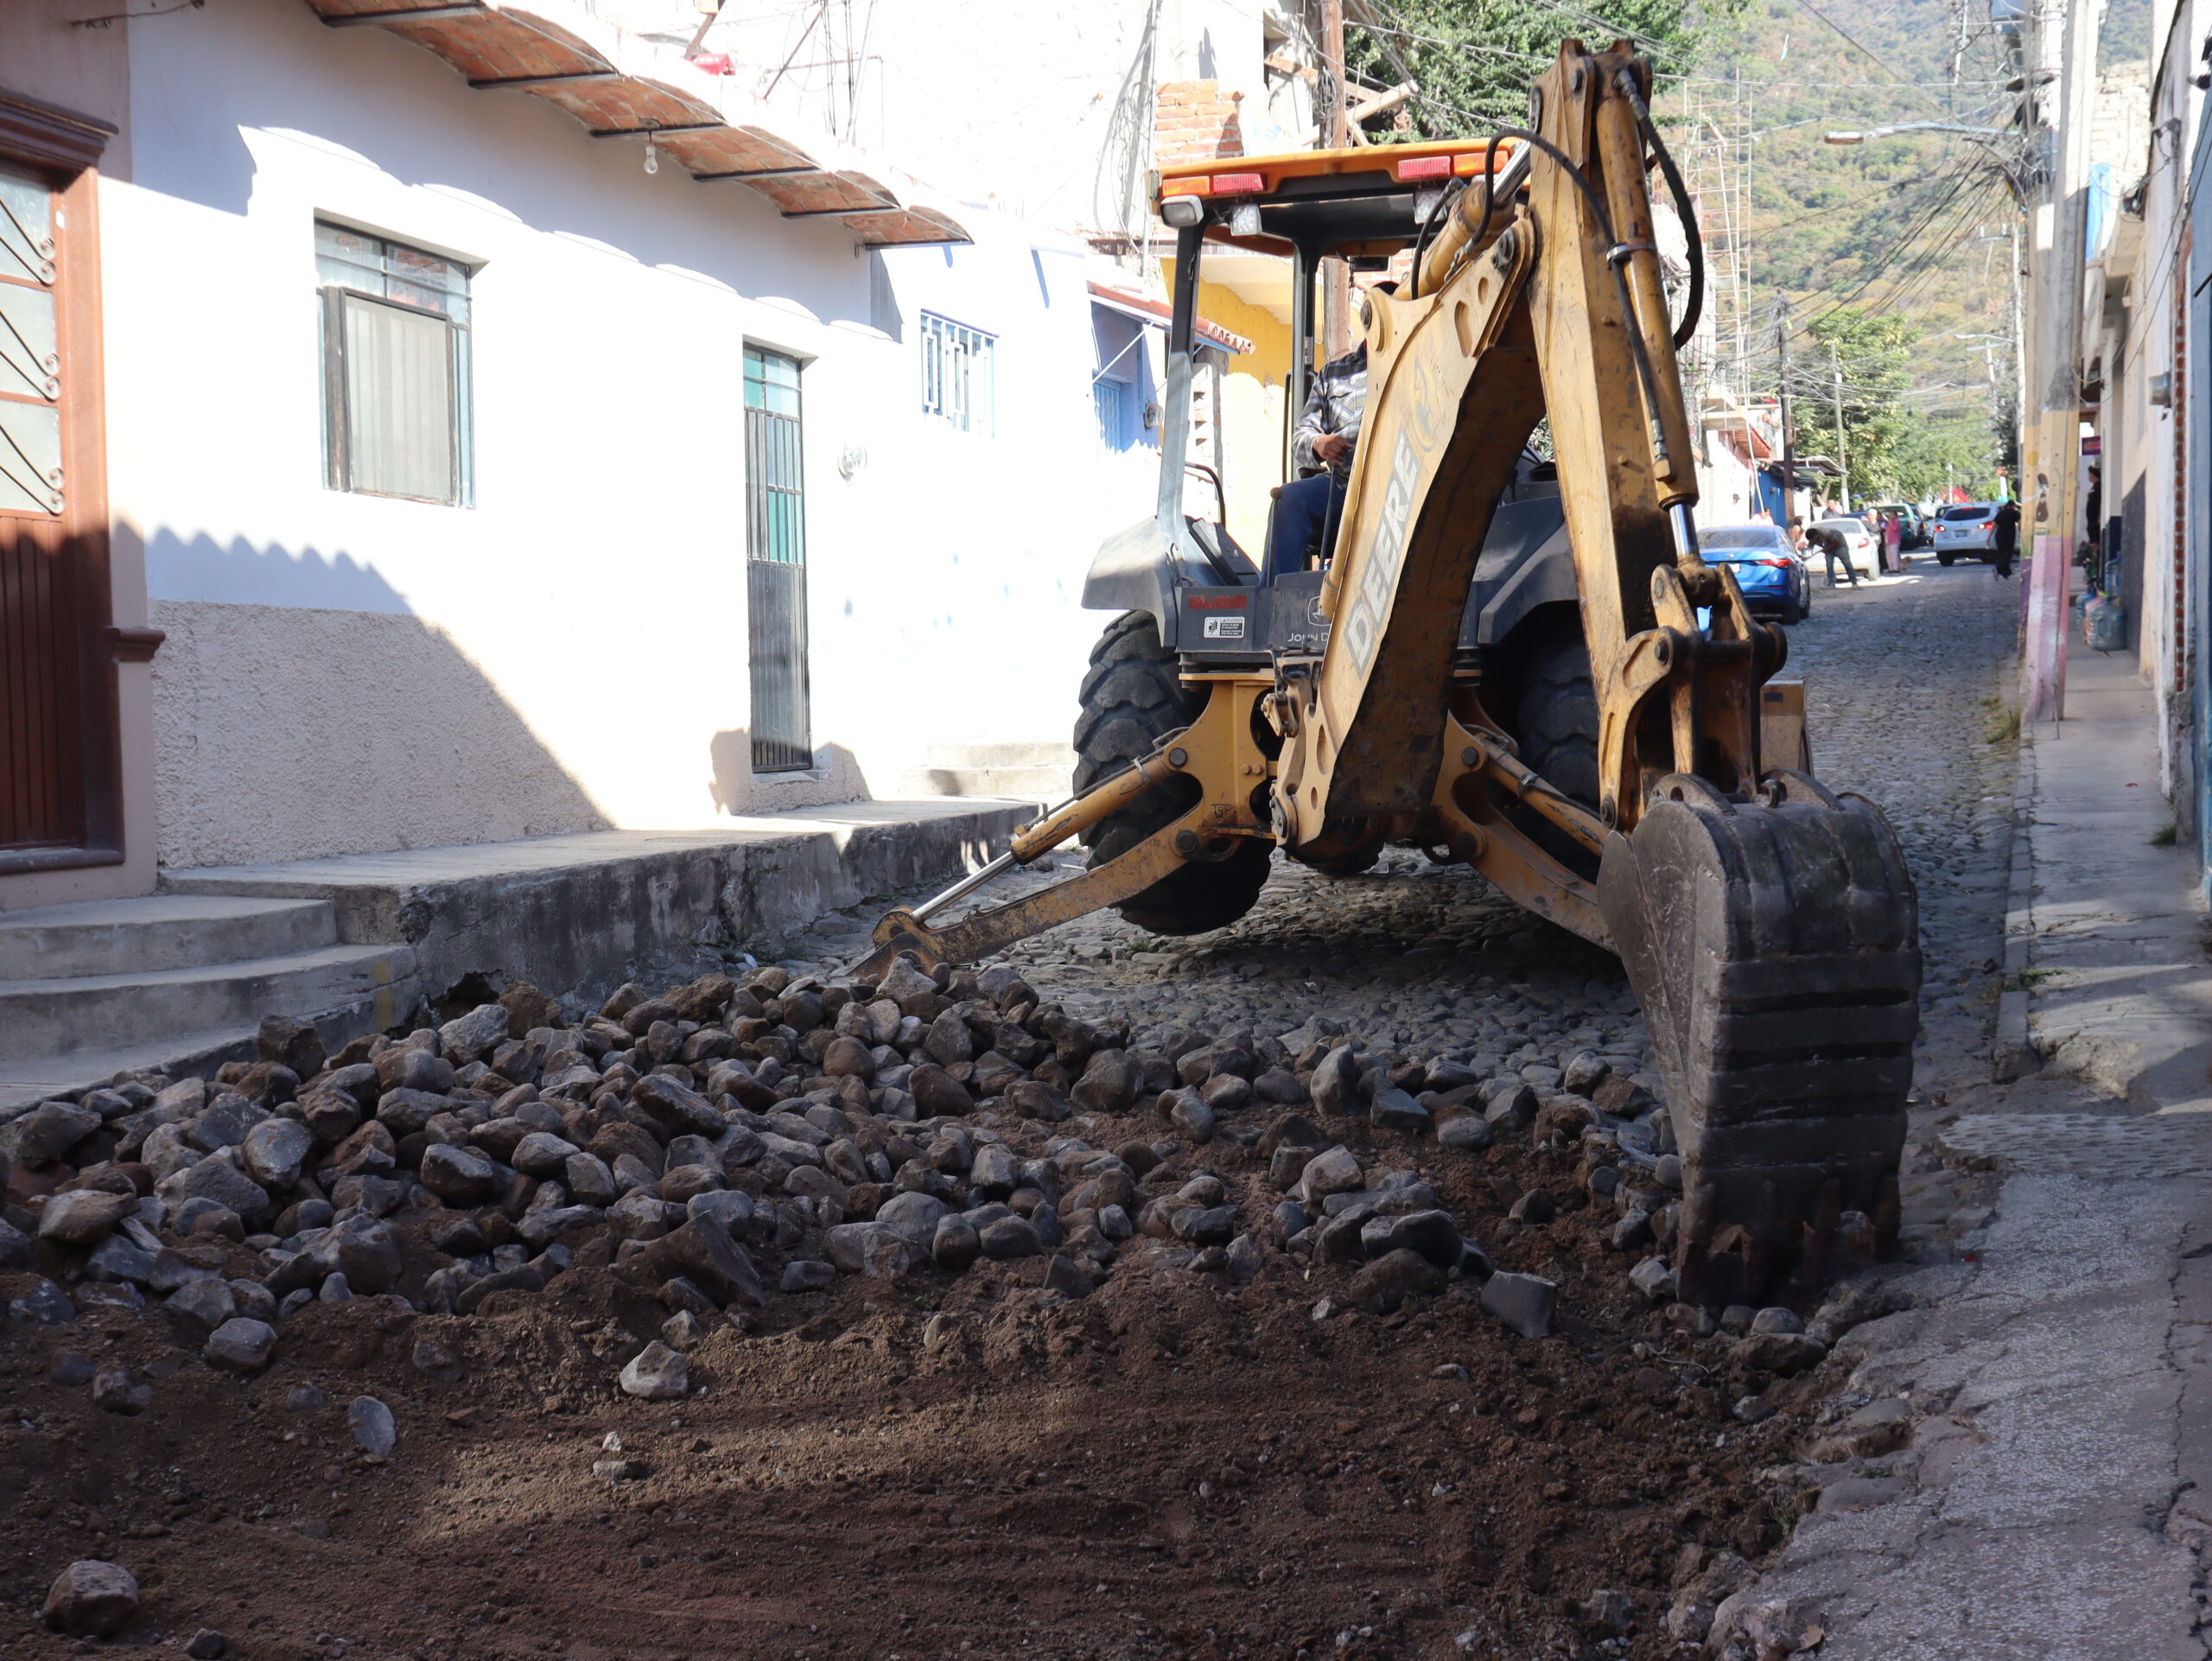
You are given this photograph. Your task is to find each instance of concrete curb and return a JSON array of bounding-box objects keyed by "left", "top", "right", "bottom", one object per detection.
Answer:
[{"left": 1993, "top": 716, "right": 2039, "bottom": 1081}]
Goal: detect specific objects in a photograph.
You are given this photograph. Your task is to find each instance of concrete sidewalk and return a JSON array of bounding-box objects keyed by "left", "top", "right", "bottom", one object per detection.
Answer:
[
  {"left": 1741, "top": 632, "right": 2212, "bottom": 1661},
  {"left": 1997, "top": 640, "right": 2212, "bottom": 1107}
]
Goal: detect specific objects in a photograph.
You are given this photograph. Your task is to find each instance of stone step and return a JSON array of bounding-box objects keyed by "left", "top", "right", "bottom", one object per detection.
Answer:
[
  {"left": 0, "top": 943, "right": 419, "bottom": 1071},
  {"left": 0, "top": 894, "right": 337, "bottom": 981}
]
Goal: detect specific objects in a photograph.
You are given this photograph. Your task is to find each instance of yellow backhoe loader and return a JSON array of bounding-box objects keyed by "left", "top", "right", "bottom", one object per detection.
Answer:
[{"left": 861, "top": 42, "right": 1919, "bottom": 1306}]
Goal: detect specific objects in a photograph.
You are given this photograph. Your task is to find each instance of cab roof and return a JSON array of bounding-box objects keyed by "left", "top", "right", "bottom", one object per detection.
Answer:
[{"left": 1154, "top": 139, "right": 1522, "bottom": 259}]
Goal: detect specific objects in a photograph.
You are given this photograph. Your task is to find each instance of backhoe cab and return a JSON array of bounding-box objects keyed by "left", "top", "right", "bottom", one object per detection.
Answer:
[{"left": 862, "top": 43, "right": 1920, "bottom": 1306}]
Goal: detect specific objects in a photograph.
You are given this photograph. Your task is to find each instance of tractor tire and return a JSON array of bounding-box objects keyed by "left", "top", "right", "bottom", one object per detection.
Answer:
[
  {"left": 1073, "top": 612, "right": 1271, "bottom": 936},
  {"left": 1500, "top": 609, "right": 1602, "bottom": 880},
  {"left": 1512, "top": 617, "right": 1602, "bottom": 811}
]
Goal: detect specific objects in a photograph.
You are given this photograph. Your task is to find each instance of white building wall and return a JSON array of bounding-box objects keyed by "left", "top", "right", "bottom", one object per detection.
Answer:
[
  {"left": 2136, "top": 0, "right": 2202, "bottom": 806},
  {"left": 108, "top": 0, "right": 1145, "bottom": 872}
]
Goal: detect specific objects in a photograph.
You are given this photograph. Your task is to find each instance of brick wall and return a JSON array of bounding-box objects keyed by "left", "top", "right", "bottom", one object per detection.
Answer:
[{"left": 1155, "top": 80, "right": 1244, "bottom": 168}]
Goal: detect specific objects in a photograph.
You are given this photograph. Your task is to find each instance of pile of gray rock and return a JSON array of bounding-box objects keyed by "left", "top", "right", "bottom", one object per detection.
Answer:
[{"left": 0, "top": 954, "right": 1716, "bottom": 1394}]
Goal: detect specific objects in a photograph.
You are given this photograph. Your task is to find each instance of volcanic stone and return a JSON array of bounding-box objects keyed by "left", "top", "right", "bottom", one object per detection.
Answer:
[
  {"left": 639, "top": 1219, "right": 765, "bottom": 1307},
  {"left": 204, "top": 1317, "right": 276, "bottom": 1373},
  {"left": 240, "top": 1119, "right": 313, "bottom": 1189},
  {"left": 1479, "top": 1270, "right": 1558, "bottom": 1338},
  {"left": 932, "top": 1214, "right": 981, "bottom": 1271},
  {"left": 156, "top": 1155, "right": 271, "bottom": 1225},
  {"left": 347, "top": 1395, "right": 397, "bottom": 1456},
  {"left": 37, "top": 1189, "right": 137, "bottom": 1245},
  {"left": 1348, "top": 1248, "right": 1446, "bottom": 1314},
  {"left": 876, "top": 1189, "right": 948, "bottom": 1246},
  {"left": 42, "top": 1560, "right": 138, "bottom": 1636},
  {"left": 419, "top": 1142, "right": 499, "bottom": 1204},
  {"left": 619, "top": 1341, "right": 689, "bottom": 1400},
  {"left": 979, "top": 1215, "right": 1044, "bottom": 1259},
  {"left": 825, "top": 1222, "right": 922, "bottom": 1278},
  {"left": 13, "top": 1102, "right": 100, "bottom": 1165}
]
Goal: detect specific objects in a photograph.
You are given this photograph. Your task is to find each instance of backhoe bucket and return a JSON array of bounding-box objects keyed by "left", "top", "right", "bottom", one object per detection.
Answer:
[{"left": 1597, "top": 773, "right": 1920, "bottom": 1305}]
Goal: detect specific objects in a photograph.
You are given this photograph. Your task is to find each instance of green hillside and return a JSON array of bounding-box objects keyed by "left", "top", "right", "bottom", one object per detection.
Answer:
[
  {"left": 1349, "top": 0, "right": 2027, "bottom": 500},
  {"left": 1661, "top": 0, "right": 2023, "bottom": 497}
]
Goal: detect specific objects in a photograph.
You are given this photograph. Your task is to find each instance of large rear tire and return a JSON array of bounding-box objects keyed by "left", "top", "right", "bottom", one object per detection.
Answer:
[
  {"left": 1073, "top": 613, "right": 1271, "bottom": 936},
  {"left": 1499, "top": 608, "right": 1603, "bottom": 881}
]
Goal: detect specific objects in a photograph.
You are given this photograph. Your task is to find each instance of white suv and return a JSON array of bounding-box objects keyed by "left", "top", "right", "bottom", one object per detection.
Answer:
[{"left": 1932, "top": 503, "right": 1998, "bottom": 563}]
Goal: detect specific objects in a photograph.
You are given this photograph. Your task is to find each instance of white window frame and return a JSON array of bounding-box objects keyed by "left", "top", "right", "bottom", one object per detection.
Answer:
[
  {"left": 919, "top": 311, "right": 995, "bottom": 436},
  {"left": 315, "top": 220, "right": 474, "bottom": 506}
]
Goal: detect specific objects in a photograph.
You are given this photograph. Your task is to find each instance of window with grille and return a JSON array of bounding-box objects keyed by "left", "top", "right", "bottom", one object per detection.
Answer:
[
  {"left": 1093, "top": 379, "right": 1122, "bottom": 449},
  {"left": 919, "top": 312, "right": 994, "bottom": 435},
  {"left": 317, "top": 222, "right": 473, "bottom": 506},
  {"left": 745, "top": 346, "right": 811, "bottom": 773}
]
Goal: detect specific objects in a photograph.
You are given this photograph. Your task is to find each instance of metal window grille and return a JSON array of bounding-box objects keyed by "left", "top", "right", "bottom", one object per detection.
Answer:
[
  {"left": 745, "top": 345, "right": 812, "bottom": 773},
  {"left": 1093, "top": 379, "right": 1122, "bottom": 449},
  {"left": 920, "top": 312, "right": 995, "bottom": 435},
  {"left": 316, "top": 222, "right": 473, "bottom": 506}
]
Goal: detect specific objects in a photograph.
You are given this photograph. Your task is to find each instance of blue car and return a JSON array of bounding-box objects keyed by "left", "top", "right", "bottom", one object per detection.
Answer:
[{"left": 1700, "top": 525, "right": 1812, "bottom": 625}]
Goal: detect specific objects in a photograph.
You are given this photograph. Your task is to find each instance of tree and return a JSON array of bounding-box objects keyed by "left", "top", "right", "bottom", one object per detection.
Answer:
[
  {"left": 1797, "top": 308, "right": 1996, "bottom": 501},
  {"left": 1345, "top": 0, "right": 1742, "bottom": 138}
]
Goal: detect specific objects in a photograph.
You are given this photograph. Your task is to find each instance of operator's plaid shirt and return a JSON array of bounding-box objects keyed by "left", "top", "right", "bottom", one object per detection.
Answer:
[{"left": 1291, "top": 343, "right": 1369, "bottom": 478}]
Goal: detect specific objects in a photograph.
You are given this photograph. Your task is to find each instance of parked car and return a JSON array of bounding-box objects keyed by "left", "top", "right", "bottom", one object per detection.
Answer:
[
  {"left": 1867, "top": 501, "right": 1925, "bottom": 548},
  {"left": 1810, "top": 516, "right": 1878, "bottom": 577},
  {"left": 1700, "top": 524, "right": 1812, "bottom": 623},
  {"left": 1931, "top": 502, "right": 1999, "bottom": 563}
]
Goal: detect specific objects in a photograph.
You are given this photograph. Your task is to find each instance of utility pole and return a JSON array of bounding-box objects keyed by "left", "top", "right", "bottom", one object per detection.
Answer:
[
  {"left": 1777, "top": 302, "right": 1796, "bottom": 530},
  {"left": 2009, "top": 218, "right": 2027, "bottom": 463},
  {"left": 2020, "top": 0, "right": 2099, "bottom": 723},
  {"left": 1830, "top": 340, "right": 1850, "bottom": 511},
  {"left": 1319, "top": 0, "right": 1351, "bottom": 362}
]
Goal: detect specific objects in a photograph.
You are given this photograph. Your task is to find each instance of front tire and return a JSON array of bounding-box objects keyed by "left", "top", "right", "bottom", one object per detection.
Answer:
[{"left": 1073, "top": 613, "right": 1271, "bottom": 936}]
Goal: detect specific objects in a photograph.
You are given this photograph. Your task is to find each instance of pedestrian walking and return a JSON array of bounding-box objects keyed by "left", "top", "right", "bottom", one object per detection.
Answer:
[
  {"left": 1993, "top": 495, "right": 2020, "bottom": 579},
  {"left": 1881, "top": 512, "right": 1904, "bottom": 575}
]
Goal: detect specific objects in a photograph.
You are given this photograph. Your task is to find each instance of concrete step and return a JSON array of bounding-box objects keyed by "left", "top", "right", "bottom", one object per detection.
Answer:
[
  {"left": 0, "top": 894, "right": 337, "bottom": 980},
  {"left": 923, "top": 742, "right": 1077, "bottom": 770},
  {"left": 0, "top": 943, "right": 419, "bottom": 1071},
  {"left": 901, "top": 764, "right": 1075, "bottom": 799},
  {"left": 904, "top": 746, "right": 1077, "bottom": 799},
  {"left": 0, "top": 1026, "right": 265, "bottom": 1114}
]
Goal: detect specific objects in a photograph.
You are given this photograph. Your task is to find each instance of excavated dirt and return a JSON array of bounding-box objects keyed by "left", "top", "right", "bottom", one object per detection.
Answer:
[{"left": 0, "top": 1099, "right": 1834, "bottom": 1661}]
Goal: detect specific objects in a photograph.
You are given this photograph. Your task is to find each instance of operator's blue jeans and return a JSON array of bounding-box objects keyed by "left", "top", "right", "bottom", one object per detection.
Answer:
[{"left": 1266, "top": 470, "right": 1347, "bottom": 582}]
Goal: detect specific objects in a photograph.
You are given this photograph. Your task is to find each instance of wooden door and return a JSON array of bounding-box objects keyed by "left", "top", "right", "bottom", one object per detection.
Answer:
[{"left": 0, "top": 90, "right": 123, "bottom": 875}]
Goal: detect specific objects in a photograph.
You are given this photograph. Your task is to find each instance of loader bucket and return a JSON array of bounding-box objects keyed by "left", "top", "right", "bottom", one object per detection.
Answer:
[{"left": 1597, "top": 773, "right": 1920, "bottom": 1305}]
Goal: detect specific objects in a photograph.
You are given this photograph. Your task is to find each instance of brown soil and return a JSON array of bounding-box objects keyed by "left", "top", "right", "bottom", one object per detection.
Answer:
[{"left": 0, "top": 1111, "right": 1833, "bottom": 1661}]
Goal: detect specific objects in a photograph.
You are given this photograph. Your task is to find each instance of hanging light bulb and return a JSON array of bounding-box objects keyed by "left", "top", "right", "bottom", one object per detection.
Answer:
[{"left": 644, "top": 131, "right": 659, "bottom": 175}]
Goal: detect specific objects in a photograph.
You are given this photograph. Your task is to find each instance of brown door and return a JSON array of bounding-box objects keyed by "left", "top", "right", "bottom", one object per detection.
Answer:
[{"left": 0, "top": 92, "right": 122, "bottom": 875}]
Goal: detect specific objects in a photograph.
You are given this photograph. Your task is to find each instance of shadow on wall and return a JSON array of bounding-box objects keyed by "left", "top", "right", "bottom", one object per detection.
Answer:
[
  {"left": 143, "top": 528, "right": 610, "bottom": 871},
  {"left": 708, "top": 732, "right": 869, "bottom": 818},
  {"left": 147, "top": 528, "right": 414, "bottom": 614}
]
